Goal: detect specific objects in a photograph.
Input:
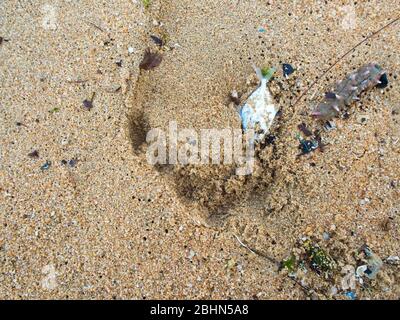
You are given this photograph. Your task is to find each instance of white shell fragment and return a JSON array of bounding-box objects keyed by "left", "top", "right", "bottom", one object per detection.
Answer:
[
  {"left": 356, "top": 247, "right": 383, "bottom": 280},
  {"left": 240, "top": 66, "right": 278, "bottom": 143},
  {"left": 386, "top": 256, "right": 400, "bottom": 265}
]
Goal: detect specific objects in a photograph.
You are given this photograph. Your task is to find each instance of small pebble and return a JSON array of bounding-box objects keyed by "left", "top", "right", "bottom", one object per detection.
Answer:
[
  {"left": 299, "top": 139, "right": 319, "bottom": 155},
  {"left": 28, "top": 150, "right": 39, "bottom": 159},
  {"left": 61, "top": 136, "right": 69, "bottom": 146},
  {"left": 386, "top": 256, "right": 400, "bottom": 265},
  {"left": 356, "top": 115, "right": 370, "bottom": 124},
  {"left": 83, "top": 99, "right": 93, "bottom": 110},
  {"left": 41, "top": 161, "right": 51, "bottom": 171},
  {"left": 323, "top": 121, "right": 336, "bottom": 132},
  {"left": 344, "top": 291, "right": 356, "bottom": 300},
  {"left": 68, "top": 159, "right": 78, "bottom": 167},
  {"left": 188, "top": 249, "right": 196, "bottom": 260},
  {"left": 230, "top": 90, "right": 240, "bottom": 105},
  {"left": 283, "top": 63, "right": 295, "bottom": 77},
  {"left": 61, "top": 159, "right": 77, "bottom": 167},
  {"left": 150, "top": 35, "right": 163, "bottom": 47}
]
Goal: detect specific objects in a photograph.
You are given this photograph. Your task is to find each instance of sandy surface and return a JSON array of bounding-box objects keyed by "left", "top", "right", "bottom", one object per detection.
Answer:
[{"left": 0, "top": 0, "right": 399, "bottom": 299}]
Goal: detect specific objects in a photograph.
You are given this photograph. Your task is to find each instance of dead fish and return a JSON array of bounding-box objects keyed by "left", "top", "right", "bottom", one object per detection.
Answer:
[
  {"left": 312, "top": 63, "right": 387, "bottom": 121},
  {"left": 239, "top": 65, "right": 279, "bottom": 143}
]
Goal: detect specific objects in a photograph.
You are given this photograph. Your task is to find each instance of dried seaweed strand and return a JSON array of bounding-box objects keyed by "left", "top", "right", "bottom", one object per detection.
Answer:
[{"left": 233, "top": 234, "right": 280, "bottom": 267}]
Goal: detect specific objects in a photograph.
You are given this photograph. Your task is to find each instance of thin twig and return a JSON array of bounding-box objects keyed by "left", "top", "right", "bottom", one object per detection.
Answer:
[
  {"left": 66, "top": 79, "right": 89, "bottom": 84},
  {"left": 291, "top": 15, "right": 400, "bottom": 109},
  {"left": 234, "top": 234, "right": 257, "bottom": 254},
  {"left": 87, "top": 21, "right": 106, "bottom": 33},
  {"left": 233, "top": 234, "right": 329, "bottom": 299},
  {"left": 233, "top": 234, "right": 280, "bottom": 266}
]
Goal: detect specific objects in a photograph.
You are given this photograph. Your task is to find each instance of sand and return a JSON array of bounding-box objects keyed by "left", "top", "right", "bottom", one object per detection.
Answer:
[{"left": 0, "top": 0, "right": 399, "bottom": 299}]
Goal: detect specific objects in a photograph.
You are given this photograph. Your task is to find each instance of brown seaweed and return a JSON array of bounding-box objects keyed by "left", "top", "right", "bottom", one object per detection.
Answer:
[{"left": 139, "top": 49, "right": 163, "bottom": 70}]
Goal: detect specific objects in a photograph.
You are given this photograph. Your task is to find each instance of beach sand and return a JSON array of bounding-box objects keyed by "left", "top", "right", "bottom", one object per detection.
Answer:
[{"left": 0, "top": 0, "right": 399, "bottom": 299}]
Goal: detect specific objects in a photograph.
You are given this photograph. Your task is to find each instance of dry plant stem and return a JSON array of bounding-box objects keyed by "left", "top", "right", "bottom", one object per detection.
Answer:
[
  {"left": 87, "top": 21, "right": 107, "bottom": 33},
  {"left": 233, "top": 235, "right": 326, "bottom": 299},
  {"left": 233, "top": 234, "right": 280, "bottom": 266}
]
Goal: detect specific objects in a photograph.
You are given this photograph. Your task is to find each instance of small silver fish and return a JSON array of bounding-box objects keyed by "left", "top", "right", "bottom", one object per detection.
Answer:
[{"left": 240, "top": 66, "right": 279, "bottom": 143}]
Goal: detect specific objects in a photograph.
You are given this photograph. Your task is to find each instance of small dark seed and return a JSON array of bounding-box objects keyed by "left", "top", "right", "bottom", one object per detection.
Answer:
[
  {"left": 83, "top": 100, "right": 93, "bottom": 109},
  {"left": 28, "top": 150, "right": 39, "bottom": 159},
  {"left": 298, "top": 122, "right": 313, "bottom": 137},
  {"left": 150, "top": 35, "right": 164, "bottom": 47}
]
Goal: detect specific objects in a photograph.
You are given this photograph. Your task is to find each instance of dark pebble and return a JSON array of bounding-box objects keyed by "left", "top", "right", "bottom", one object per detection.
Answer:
[
  {"left": 68, "top": 159, "right": 78, "bottom": 167},
  {"left": 298, "top": 122, "right": 313, "bottom": 137},
  {"left": 377, "top": 73, "right": 389, "bottom": 89},
  {"left": 150, "top": 35, "right": 164, "bottom": 47},
  {"left": 41, "top": 161, "right": 51, "bottom": 171},
  {"left": 264, "top": 134, "right": 276, "bottom": 145},
  {"left": 300, "top": 139, "right": 319, "bottom": 154},
  {"left": 83, "top": 99, "right": 93, "bottom": 110},
  {"left": 28, "top": 150, "right": 39, "bottom": 159},
  {"left": 283, "top": 63, "right": 295, "bottom": 77},
  {"left": 61, "top": 159, "right": 78, "bottom": 167}
]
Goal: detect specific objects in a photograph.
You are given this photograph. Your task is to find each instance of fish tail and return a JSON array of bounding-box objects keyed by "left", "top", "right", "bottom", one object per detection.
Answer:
[{"left": 252, "top": 64, "right": 264, "bottom": 82}]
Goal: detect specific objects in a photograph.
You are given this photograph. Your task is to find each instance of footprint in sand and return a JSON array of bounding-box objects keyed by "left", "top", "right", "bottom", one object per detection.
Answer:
[{"left": 128, "top": 0, "right": 284, "bottom": 216}]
